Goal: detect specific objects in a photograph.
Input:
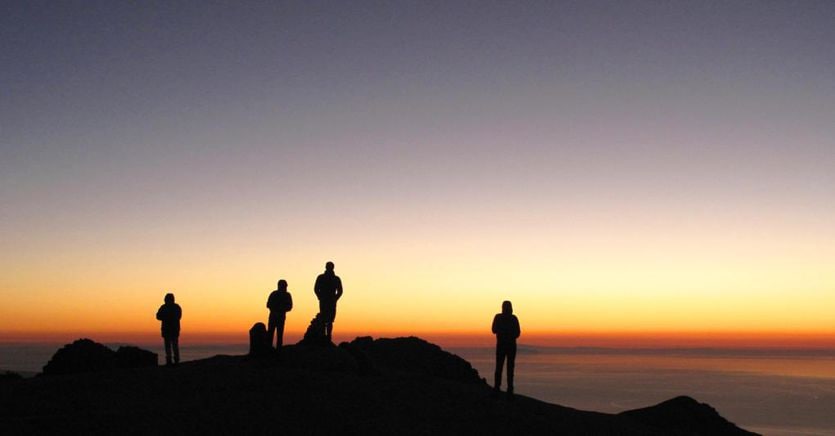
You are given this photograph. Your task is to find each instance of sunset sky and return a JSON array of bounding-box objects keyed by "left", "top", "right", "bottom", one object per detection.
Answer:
[{"left": 2, "top": 1, "right": 834, "bottom": 346}]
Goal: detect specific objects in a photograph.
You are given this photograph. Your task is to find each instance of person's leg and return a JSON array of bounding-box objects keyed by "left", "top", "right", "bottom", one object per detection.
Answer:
[
  {"left": 323, "top": 302, "right": 336, "bottom": 340},
  {"left": 330, "top": 303, "right": 337, "bottom": 340},
  {"left": 172, "top": 337, "right": 180, "bottom": 364},
  {"left": 507, "top": 343, "right": 517, "bottom": 395},
  {"left": 164, "top": 337, "right": 172, "bottom": 365},
  {"left": 276, "top": 316, "right": 286, "bottom": 349},
  {"left": 494, "top": 346, "right": 506, "bottom": 391},
  {"left": 267, "top": 315, "right": 277, "bottom": 349}
]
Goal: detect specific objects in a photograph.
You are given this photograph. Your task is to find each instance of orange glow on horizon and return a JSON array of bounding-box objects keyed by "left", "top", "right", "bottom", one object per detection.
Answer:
[
  {"left": 3, "top": 203, "right": 834, "bottom": 344},
  {"left": 4, "top": 329, "right": 835, "bottom": 350}
]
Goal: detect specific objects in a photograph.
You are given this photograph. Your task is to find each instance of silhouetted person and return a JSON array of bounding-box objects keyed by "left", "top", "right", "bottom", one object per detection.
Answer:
[
  {"left": 314, "top": 261, "right": 343, "bottom": 341},
  {"left": 492, "top": 300, "right": 520, "bottom": 396},
  {"left": 266, "top": 279, "right": 293, "bottom": 350},
  {"left": 156, "top": 293, "right": 182, "bottom": 366}
]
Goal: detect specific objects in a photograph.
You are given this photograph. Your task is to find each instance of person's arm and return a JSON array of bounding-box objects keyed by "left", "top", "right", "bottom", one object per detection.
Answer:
[
  {"left": 175, "top": 305, "right": 182, "bottom": 320},
  {"left": 335, "top": 277, "right": 343, "bottom": 300},
  {"left": 512, "top": 316, "right": 520, "bottom": 339},
  {"left": 314, "top": 275, "right": 322, "bottom": 299},
  {"left": 287, "top": 293, "right": 293, "bottom": 311},
  {"left": 156, "top": 306, "right": 163, "bottom": 321},
  {"left": 491, "top": 314, "right": 499, "bottom": 335}
]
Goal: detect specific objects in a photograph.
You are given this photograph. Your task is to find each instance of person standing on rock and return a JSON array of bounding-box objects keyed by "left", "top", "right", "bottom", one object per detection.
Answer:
[
  {"left": 314, "top": 261, "right": 343, "bottom": 341},
  {"left": 492, "top": 300, "right": 520, "bottom": 397},
  {"left": 156, "top": 292, "right": 182, "bottom": 366},
  {"left": 266, "top": 279, "right": 293, "bottom": 351}
]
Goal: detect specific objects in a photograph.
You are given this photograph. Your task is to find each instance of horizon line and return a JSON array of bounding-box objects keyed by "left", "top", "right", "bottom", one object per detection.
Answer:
[{"left": 4, "top": 329, "right": 835, "bottom": 349}]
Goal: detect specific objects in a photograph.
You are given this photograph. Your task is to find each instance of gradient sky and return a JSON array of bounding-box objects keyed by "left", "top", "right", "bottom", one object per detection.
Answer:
[{"left": 2, "top": 1, "right": 834, "bottom": 344}]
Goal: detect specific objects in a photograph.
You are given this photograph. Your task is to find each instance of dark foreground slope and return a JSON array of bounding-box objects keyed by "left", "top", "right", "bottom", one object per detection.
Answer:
[{"left": 0, "top": 337, "right": 756, "bottom": 435}]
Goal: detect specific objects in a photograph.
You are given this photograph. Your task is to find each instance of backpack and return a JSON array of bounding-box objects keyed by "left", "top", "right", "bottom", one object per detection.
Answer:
[{"left": 249, "top": 322, "right": 270, "bottom": 356}]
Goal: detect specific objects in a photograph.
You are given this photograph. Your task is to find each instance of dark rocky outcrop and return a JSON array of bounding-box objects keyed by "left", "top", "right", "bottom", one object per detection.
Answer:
[
  {"left": 41, "top": 339, "right": 157, "bottom": 376},
  {"left": 341, "top": 336, "right": 483, "bottom": 384},
  {"left": 620, "top": 396, "right": 757, "bottom": 435},
  {"left": 3, "top": 336, "right": 756, "bottom": 435},
  {"left": 338, "top": 338, "right": 380, "bottom": 376},
  {"left": 281, "top": 342, "right": 359, "bottom": 372},
  {"left": 114, "top": 346, "right": 158, "bottom": 369},
  {"left": 297, "top": 313, "right": 331, "bottom": 346},
  {"left": 42, "top": 339, "right": 117, "bottom": 375}
]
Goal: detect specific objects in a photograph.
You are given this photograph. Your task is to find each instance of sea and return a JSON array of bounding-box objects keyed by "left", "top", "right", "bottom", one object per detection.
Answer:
[{"left": 2, "top": 343, "right": 833, "bottom": 436}]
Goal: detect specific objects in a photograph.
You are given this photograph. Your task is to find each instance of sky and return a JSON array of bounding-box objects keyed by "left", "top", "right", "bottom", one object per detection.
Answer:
[{"left": 2, "top": 1, "right": 834, "bottom": 345}]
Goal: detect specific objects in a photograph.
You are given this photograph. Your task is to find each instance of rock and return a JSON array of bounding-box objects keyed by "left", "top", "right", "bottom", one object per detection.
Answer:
[
  {"left": 338, "top": 337, "right": 379, "bottom": 376},
  {"left": 114, "top": 346, "right": 158, "bottom": 369},
  {"left": 286, "top": 336, "right": 481, "bottom": 380},
  {"left": 297, "top": 313, "right": 331, "bottom": 346},
  {"left": 341, "top": 336, "right": 483, "bottom": 384},
  {"left": 249, "top": 322, "right": 271, "bottom": 357},
  {"left": 280, "top": 343, "right": 359, "bottom": 372},
  {"left": 619, "top": 396, "right": 758, "bottom": 435},
  {"left": 42, "top": 339, "right": 116, "bottom": 375},
  {"left": 41, "top": 338, "right": 158, "bottom": 376}
]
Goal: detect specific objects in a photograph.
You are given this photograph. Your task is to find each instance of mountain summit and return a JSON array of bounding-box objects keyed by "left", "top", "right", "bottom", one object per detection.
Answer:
[{"left": 0, "top": 336, "right": 757, "bottom": 435}]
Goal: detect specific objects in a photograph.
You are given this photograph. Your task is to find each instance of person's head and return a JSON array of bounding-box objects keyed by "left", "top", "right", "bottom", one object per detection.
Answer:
[
  {"left": 325, "top": 261, "right": 334, "bottom": 272},
  {"left": 277, "top": 279, "right": 287, "bottom": 291},
  {"left": 165, "top": 293, "right": 175, "bottom": 304},
  {"left": 502, "top": 300, "right": 513, "bottom": 315}
]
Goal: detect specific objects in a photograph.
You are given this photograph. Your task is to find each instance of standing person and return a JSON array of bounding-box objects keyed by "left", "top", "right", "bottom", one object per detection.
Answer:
[
  {"left": 266, "top": 279, "right": 293, "bottom": 351},
  {"left": 156, "top": 293, "right": 182, "bottom": 366},
  {"left": 492, "top": 300, "right": 520, "bottom": 397},
  {"left": 314, "top": 261, "right": 343, "bottom": 341}
]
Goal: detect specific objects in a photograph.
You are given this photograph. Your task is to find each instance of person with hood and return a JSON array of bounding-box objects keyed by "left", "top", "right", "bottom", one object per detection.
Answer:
[
  {"left": 156, "top": 293, "right": 182, "bottom": 366},
  {"left": 266, "top": 279, "right": 293, "bottom": 350},
  {"left": 314, "top": 261, "right": 343, "bottom": 341},
  {"left": 492, "top": 300, "right": 521, "bottom": 396}
]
